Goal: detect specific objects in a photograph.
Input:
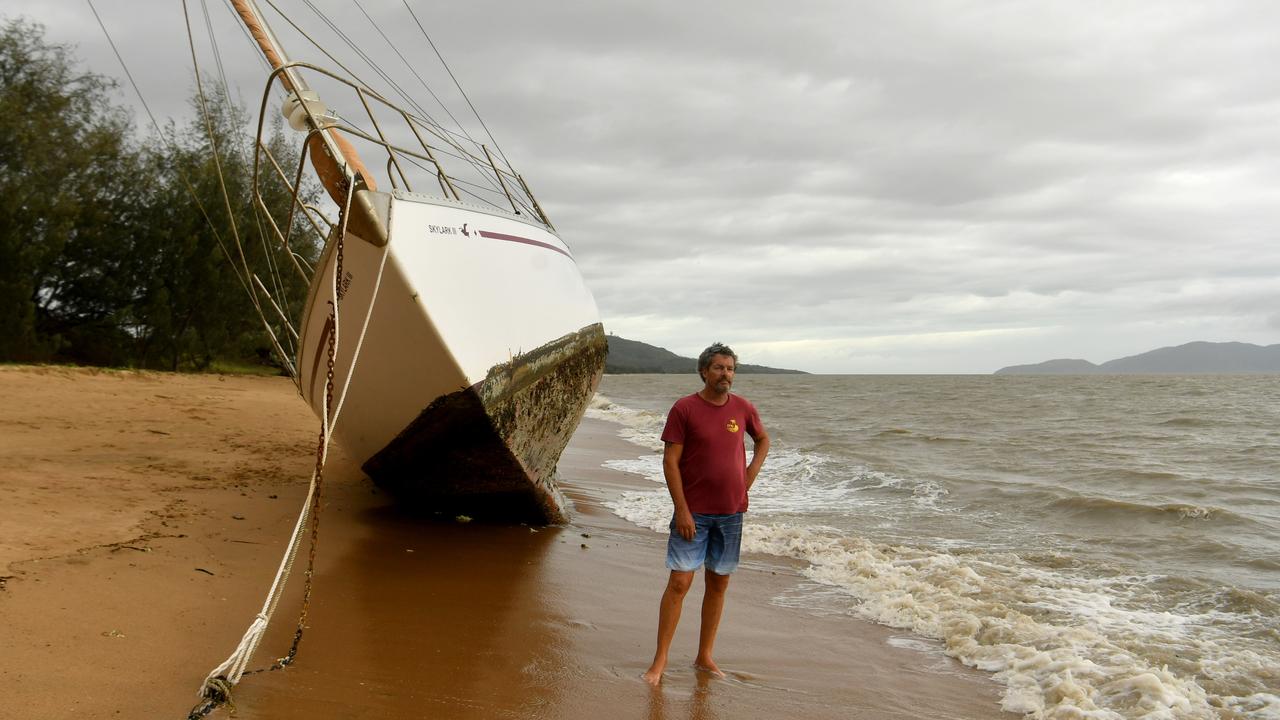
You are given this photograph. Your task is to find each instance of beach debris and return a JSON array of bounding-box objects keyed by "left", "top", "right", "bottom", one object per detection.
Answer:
[
  {"left": 195, "top": 568, "right": 216, "bottom": 576},
  {"left": 580, "top": 533, "right": 590, "bottom": 538},
  {"left": 231, "top": 514, "right": 245, "bottom": 520},
  {"left": 147, "top": 428, "right": 170, "bottom": 435},
  {"left": 101, "top": 629, "right": 125, "bottom": 638},
  {"left": 405, "top": 549, "right": 415, "bottom": 553},
  {"left": 455, "top": 514, "right": 472, "bottom": 523},
  {"left": 580, "top": 543, "right": 589, "bottom": 549}
]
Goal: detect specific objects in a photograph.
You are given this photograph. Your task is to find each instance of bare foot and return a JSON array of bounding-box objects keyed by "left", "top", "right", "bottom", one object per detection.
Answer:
[
  {"left": 693, "top": 658, "right": 725, "bottom": 678},
  {"left": 642, "top": 664, "right": 664, "bottom": 686}
]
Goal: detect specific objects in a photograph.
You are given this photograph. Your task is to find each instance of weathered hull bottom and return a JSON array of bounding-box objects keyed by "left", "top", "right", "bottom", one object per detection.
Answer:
[{"left": 361, "top": 323, "right": 607, "bottom": 523}]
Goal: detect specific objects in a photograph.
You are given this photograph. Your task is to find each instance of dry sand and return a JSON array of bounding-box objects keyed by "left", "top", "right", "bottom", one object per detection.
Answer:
[{"left": 0, "top": 366, "right": 1015, "bottom": 719}]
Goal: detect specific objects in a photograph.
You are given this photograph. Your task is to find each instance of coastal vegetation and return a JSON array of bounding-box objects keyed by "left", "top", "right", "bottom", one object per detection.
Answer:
[{"left": 0, "top": 19, "right": 317, "bottom": 372}]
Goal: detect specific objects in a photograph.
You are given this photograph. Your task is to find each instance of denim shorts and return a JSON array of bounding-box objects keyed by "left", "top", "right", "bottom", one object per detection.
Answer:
[{"left": 666, "top": 512, "right": 743, "bottom": 575}]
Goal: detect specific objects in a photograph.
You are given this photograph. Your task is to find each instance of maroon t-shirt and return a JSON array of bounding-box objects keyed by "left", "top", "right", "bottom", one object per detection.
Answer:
[{"left": 661, "top": 392, "right": 764, "bottom": 514}]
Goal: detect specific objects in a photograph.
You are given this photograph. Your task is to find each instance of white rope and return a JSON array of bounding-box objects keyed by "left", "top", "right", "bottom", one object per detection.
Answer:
[
  {"left": 196, "top": 175, "right": 392, "bottom": 701},
  {"left": 198, "top": 472, "right": 315, "bottom": 688}
]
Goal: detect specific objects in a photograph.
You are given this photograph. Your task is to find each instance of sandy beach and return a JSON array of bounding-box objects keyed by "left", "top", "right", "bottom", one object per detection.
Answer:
[{"left": 0, "top": 366, "right": 1014, "bottom": 719}]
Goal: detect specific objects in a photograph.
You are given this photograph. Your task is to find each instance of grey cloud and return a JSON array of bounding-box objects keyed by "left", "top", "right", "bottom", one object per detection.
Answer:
[{"left": 13, "top": 0, "right": 1280, "bottom": 372}]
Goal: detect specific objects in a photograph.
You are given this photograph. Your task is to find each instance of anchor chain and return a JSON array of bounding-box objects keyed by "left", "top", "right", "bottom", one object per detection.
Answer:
[
  {"left": 277, "top": 230, "right": 343, "bottom": 669},
  {"left": 186, "top": 232, "right": 345, "bottom": 720}
]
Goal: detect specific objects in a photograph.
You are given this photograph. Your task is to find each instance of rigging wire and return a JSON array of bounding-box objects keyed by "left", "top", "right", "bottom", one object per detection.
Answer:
[
  {"left": 400, "top": 0, "right": 514, "bottom": 171},
  {"left": 85, "top": 0, "right": 305, "bottom": 369},
  {"left": 351, "top": 0, "right": 481, "bottom": 153},
  {"left": 300, "top": 0, "right": 432, "bottom": 122},
  {"left": 199, "top": 0, "right": 234, "bottom": 111},
  {"left": 350, "top": 0, "right": 524, "bottom": 206},
  {"left": 183, "top": 0, "right": 298, "bottom": 377},
  {"left": 258, "top": 0, "right": 510, "bottom": 200},
  {"left": 258, "top": 0, "right": 444, "bottom": 142},
  {"left": 83, "top": 0, "right": 260, "bottom": 325},
  {"left": 198, "top": 0, "right": 290, "bottom": 315}
]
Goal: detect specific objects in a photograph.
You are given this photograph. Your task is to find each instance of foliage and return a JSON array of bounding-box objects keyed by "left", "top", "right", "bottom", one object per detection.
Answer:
[
  {"left": 0, "top": 18, "right": 323, "bottom": 371},
  {"left": 0, "top": 18, "right": 136, "bottom": 361}
]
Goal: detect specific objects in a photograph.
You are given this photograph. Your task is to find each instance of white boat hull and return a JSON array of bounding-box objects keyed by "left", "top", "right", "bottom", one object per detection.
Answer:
[{"left": 296, "top": 191, "right": 606, "bottom": 522}]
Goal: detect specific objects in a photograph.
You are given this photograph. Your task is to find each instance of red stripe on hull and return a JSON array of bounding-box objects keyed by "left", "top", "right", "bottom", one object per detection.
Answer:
[{"left": 477, "top": 230, "right": 573, "bottom": 260}]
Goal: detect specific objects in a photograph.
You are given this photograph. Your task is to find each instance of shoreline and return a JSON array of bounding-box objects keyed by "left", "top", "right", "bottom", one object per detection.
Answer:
[{"left": 0, "top": 366, "right": 1013, "bottom": 719}]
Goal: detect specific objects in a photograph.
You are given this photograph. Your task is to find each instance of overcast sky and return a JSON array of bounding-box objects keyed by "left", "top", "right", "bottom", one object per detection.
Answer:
[{"left": 11, "top": 1, "right": 1280, "bottom": 373}]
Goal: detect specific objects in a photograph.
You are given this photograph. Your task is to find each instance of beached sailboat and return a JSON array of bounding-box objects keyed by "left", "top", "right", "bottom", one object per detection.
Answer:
[
  {"left": 82, "top": 4, "right": 609, "bottom": 711},
  {"left": 224, "top": 1, "right": 606, "bottom": 523}
]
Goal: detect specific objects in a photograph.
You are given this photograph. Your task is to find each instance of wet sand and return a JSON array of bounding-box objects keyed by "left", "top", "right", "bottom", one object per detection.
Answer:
[{"left": 0, "top": 366, "right": 1014, "bottom": 719}]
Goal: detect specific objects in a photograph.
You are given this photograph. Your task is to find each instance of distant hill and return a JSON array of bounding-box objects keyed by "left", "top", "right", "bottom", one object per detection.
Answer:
[
  {"left": 605, "top": 336, "right": 806, "bottom": 374},
  {"left": 997, "top": 358, "right": 1101, "bottom": 375},
  {"left": 995, "top": 341, "right": 1280, "bottom": 375}
]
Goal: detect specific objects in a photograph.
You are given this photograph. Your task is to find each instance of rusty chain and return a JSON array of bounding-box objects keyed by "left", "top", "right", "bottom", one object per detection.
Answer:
[
  {"left": 276, "top": 229, "right": 342, "bottom": 669},
  {"left": 187, "top": 229, "right": 345, "bottom": 720}
]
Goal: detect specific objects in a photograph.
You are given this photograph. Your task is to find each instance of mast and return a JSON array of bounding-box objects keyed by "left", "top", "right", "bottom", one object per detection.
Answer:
[{"left": 229, "top": 0, "right": 387, "bottom": 243}]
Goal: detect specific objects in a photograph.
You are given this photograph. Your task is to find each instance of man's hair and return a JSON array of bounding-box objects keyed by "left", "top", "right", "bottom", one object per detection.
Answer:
[{"left": 697, "top": 342, "right": 738, "bottom": 378}]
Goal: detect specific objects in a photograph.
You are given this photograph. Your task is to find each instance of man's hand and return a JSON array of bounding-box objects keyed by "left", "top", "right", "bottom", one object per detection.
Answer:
[
  {"left": 675, "top": 508, "right": 696, "bottom": 541},
  {"left": 664, "top": 442, "right": 696, "bottom": 539},
  {"left": 746, "top": 432, "right": 770, "bottom": 492}
]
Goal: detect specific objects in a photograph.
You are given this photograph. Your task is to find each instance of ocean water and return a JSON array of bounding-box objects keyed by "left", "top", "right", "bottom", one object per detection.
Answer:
[{"left": 587, "top": 374, "right": 1280, "bottom": 719}]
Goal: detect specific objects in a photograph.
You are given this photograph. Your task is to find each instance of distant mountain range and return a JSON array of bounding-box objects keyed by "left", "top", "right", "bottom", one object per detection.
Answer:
[
  {"left": 605, "top": 335, "right": 806, "bottom": 374},
  {"left": 995, "top": 341, "right": 1280, "bottom": 375}
]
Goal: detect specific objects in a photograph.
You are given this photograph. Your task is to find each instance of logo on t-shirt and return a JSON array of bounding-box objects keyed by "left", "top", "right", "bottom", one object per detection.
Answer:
[{"left": 726, "top": 418, "right": 740, "bottom": 433}]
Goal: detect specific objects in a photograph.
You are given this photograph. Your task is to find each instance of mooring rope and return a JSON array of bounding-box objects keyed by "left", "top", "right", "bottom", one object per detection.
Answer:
[
  {"left": 88, "top": 3, "right": 420, "bottom": 714},
  {"left": 188, "top": 171, "right": 392, "bottom": 719},
  {"left": 185, "top": 182, "right": 347, "bottom": 720}
]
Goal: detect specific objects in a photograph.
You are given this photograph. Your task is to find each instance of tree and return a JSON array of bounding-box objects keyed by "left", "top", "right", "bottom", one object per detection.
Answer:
[
  {"left": 0, "top": 19, "right": 137, "bottom": 362},
  {"left": 0, "top": 18, "right": 324, "bottom": 371}
]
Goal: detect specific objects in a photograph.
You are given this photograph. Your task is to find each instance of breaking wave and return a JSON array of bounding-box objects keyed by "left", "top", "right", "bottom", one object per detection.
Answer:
[{"left": 743, "top": 523, "right": 1280, "bottom": 719}]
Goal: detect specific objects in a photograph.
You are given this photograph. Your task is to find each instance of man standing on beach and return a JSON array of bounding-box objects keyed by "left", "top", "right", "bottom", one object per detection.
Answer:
[{"left": 642, "top": 342, "right": 770, "bottom": 685}]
